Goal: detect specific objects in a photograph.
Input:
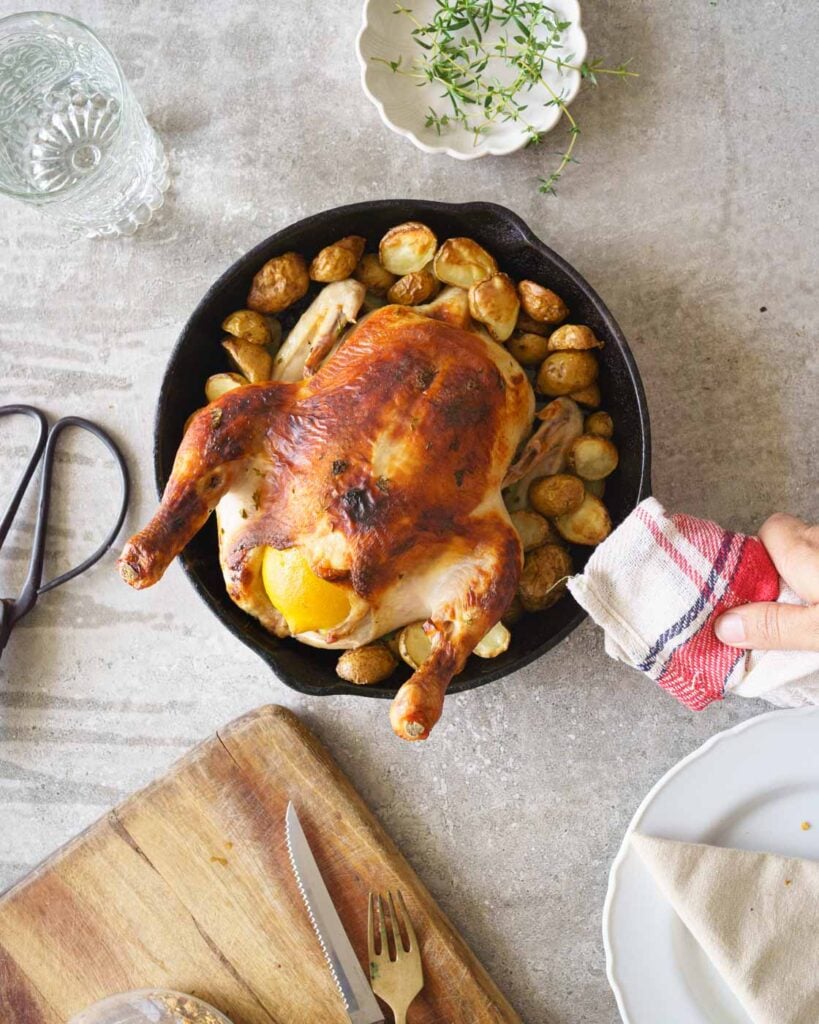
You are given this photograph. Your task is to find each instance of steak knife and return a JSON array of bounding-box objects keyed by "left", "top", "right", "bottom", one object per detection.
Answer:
[{"left": 285, "top": 802, "right": 386, "bottom": 1024}]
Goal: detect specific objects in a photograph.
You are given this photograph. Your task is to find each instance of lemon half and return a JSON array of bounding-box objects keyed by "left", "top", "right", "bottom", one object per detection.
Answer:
[{"left": 262, "top": 547, "right": 350, "bottom": 635}]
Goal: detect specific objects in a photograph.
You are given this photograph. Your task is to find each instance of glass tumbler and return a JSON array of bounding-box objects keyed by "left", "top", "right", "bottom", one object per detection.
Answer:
[
  {"left": 68, "top": 990, "right": 234, "bottom": 1024},
  {"left": 0, "top": 11, "right": 170, "bottom": 237}
]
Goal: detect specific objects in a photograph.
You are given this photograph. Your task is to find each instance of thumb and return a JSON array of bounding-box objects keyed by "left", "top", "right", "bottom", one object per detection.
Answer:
[{"left": 715, "top": 602, "right": 819, "bottom": 652}]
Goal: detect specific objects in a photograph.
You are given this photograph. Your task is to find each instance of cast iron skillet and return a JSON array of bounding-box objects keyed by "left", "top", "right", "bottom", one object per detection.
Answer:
[{"left": 155, "top": 200, "right": 651, "bottom": 699}]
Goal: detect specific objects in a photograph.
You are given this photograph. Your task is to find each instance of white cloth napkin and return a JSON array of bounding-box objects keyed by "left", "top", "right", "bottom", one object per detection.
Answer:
[
  {"left": 633, "top": 834, "right": 819, "bottom": 1024},
  {"left": 566, "top": 498, "right": 819, "bottom": 710}
]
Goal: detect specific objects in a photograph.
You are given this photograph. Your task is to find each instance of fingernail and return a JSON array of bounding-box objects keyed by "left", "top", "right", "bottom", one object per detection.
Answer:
[{"left": 715, "top": 612, "right": 746, "bottom": 644}]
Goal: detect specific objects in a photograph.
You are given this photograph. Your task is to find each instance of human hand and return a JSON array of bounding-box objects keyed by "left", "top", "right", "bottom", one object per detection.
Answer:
[{"left": 715, "top": 514, "right": 819, "bottom": 651}]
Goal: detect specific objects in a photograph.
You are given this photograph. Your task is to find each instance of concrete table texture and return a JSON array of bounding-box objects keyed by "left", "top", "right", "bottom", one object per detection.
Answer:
[{"left": 0, "top": 2, "right": 816, "bottom": 1021}]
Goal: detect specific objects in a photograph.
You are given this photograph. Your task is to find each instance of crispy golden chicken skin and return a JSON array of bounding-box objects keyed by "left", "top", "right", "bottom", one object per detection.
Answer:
[{"left": 118, "top": 305, "right": 534, "bottom": 740}]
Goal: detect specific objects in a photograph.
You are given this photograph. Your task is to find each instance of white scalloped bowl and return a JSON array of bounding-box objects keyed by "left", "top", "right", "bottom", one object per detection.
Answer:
[{"left": 356, "top": 0, "right": 587, "bottom": 160}]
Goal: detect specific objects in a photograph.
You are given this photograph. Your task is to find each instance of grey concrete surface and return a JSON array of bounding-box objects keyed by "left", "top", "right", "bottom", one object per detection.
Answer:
[{"left": 0, "top": 2, "right": 816, "bottom": 1021}]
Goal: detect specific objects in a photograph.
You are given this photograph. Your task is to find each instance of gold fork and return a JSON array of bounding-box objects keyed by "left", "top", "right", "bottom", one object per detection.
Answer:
[{"left": 368, "top": 889, "right": 424, "bottom": 1024}]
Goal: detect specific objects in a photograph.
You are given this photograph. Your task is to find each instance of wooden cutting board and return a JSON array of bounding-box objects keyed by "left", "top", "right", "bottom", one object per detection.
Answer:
[{"left": 0, "top": 706, "right": 520, "bottom": 1024}]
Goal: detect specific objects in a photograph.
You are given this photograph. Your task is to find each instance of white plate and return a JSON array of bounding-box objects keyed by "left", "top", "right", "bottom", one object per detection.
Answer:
[
  {"left": 603, "top": 707, "right": 819, "bottom": 1023},
  {"left": 356, "top": 0, "right": 587, "bottom": 160}
]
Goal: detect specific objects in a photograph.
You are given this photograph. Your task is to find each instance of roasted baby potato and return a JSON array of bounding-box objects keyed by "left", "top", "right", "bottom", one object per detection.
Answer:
[
  {"left": 507, "top": 331, "right": 550, "bottom": 366},
  {"left": 247, "top": 252, "right": 309, "bottom": 314},
  {"left": 473, "top": 621, "right": 511, "bottom": 658},
  {"left": 528, "top": 473, "right": 585, "bottom": 517},
  {"left": 586, "top": 411, "right": 614, "bottom": 438},
  {"left": 336, "top": 644, "right": 397, "bottom": 685},
  {"left": 554, "top": 492, "right": 612, "bottom": 546},
  {"left": 518, "top": 544, "right": 573, "bottom": 612},
  {"left": 415, "top": 285, "right": 471, "bottom": 330},
  {"left": 518, "top": 281, "right": 568, "bottom": 324},
  {"left": 265, "top": 316, "right": 283, "bottom": 350},
  {"left": 222, "top": 337, "right": 273, "bottom": 383},
  {"left": 567, "top": 434, "right": 619, "bottom": 480},
  {"left": 536, "top": 350, "right": 599, "bottom": 396},
  {"left": 569, "top": 383, "right": 601, "bottom": 408},
  {"left": 468, "top": 273, "right": 520, "bottom": 342},
  {"left": 354, "top": 253, "right": 397, "bottom": 296},
  {"left": 222, "top": 309, "right": 272, "bottom": 346},
  {"left": 379, "top": 222, "right": 438, "bottom": 275},
  {"left": 362, "top": 292, "right": 388, "bottom": 314},
  {"left": 387, "top": 269, "right": 439, "bottom": 305},
  {"left": 383, "top": 630, "right": 402, "bottom": 658},
  {"left": 309, "top": 235, "right": 366, "bottom": 283},
  {"left": 585, "top": 478, "right": 606, "bottom": 498},
  {"left": 516, "top": 312, "right": 550, "bottom": 336},
  {"left": 432, "top": 237, "right": 498, "bottom": 289},
  {"left": 511, "top": 509, "right": 556, "bottom": 551},
  {"left": 205, "top": 371, "right": 248, "bottom": 403},
  {"left": 398, "top": 621, "right": 433, "bottom": 669},
  {"left": 547, "top": 324, "right": 603, "bottom": 351}
]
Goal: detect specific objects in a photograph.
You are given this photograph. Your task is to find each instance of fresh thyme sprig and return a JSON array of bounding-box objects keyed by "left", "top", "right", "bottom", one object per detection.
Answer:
[{"left": 374, "top": 1, "right": 636, "bottom": 196}]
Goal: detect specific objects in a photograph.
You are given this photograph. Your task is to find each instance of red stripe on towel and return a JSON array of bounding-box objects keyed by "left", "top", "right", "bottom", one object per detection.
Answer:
[{"left": 657, "top": 535, "right": 780, "bottom": 710}]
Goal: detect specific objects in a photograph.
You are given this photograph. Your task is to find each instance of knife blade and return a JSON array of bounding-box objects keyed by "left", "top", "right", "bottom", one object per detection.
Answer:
[{"left": 285, "top": 802, "right": 385, "bottom": 1024}]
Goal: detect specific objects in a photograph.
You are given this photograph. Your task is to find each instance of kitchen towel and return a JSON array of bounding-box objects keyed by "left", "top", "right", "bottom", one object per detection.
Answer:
[
  {"left": 567, "top": 497, "right": 819, "bottom": 709},
  {"left": 632, "top": 834, "right": 819, "bottom": 1024}
]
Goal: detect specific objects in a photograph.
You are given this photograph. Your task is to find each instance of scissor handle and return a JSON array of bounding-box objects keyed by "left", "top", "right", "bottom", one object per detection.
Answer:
[
  {"left": 9, "top": 416, "right": 130, "bottom": 630},
  {"left": 35, "top": 417, "right": 130, "bottom": 596},
  {"left": 0, "top": 405, "right": 49, "bottom": 550}
]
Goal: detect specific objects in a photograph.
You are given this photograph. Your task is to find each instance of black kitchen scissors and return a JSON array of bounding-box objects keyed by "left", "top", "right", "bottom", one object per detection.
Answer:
[{"left": 0, "top": 404, "right": 130, "bottom": 661}]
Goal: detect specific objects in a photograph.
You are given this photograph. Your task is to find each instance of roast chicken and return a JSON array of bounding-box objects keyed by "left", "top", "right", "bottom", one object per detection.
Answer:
[{"left": 119, "top": 299, "right": 536, "bottom": 740}]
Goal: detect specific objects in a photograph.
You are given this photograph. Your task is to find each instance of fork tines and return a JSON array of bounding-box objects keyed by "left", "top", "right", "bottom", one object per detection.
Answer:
[
  {"left": 368, "top": 888, "right": 417, "bottom": 960},
  {"left": 367, "top": 888, "right": 424, "bottom": 1022}
]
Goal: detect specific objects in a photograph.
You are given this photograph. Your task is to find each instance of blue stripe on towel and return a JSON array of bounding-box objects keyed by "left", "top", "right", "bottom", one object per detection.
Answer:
[{"left": 637, "top": 532, "right": 741, "bottom": 673}]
